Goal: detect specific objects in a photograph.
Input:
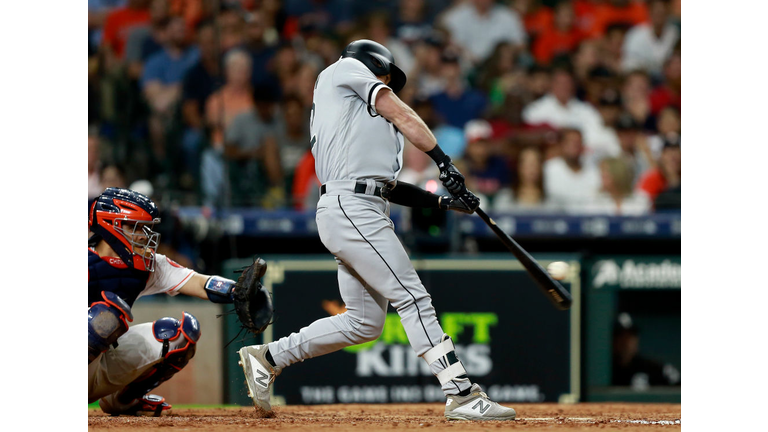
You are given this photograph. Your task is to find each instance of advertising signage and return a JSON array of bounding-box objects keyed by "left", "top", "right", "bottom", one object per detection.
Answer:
[{"left": 237, "top": 256, "right": 581, "bottom": 405}]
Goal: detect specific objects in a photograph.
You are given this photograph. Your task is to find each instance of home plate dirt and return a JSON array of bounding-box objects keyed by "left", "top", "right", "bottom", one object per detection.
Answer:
[{"left": 88, "top": 403, "right": 681, "bottom": 431}]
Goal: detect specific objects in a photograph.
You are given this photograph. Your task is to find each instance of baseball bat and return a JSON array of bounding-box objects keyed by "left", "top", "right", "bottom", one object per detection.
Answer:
[{"left": 475, "top": 208, "right": 572, "bottom": 310}]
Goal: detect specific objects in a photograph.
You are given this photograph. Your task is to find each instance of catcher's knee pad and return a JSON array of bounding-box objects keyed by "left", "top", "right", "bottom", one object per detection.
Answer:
[
  {"left": 89, "top": 291, "right": 133, "bottom": 364},
  {"left": 117, "top": 312, "right": 200, "bottom": 405},
  {"left": 421, "top": 334, "right": 469, "bottom": 385}
]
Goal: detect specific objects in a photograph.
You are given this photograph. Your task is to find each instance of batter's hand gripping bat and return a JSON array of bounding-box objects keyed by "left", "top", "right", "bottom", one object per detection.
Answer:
[{"left": 475, "top": 208, "right": 573, "bottom": 310}]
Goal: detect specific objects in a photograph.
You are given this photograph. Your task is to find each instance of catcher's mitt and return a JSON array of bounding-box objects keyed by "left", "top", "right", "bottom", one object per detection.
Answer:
[{"left": 233, "top": 257, "right": 274, "bottom": 335}]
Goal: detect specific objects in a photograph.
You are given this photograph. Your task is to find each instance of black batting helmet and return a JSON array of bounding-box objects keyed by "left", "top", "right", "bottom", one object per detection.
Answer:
[{"left": 342, "top": 39, "right": 407, "bottom": 93}]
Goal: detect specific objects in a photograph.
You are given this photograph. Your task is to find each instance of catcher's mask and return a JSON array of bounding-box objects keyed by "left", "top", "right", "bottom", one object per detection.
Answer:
[{"left": 90, "top": 188, "right": 161, "bottom": 272}]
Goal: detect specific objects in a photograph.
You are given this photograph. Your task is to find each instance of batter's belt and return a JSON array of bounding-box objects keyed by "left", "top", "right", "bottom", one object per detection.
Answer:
[{"left": 320, "top": 179, "right": 390, "bottom": 198}]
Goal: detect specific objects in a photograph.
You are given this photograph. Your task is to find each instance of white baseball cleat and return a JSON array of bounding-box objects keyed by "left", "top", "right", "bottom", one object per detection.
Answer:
[
  {"left": 444, "top": 384, "right": 516, "bottom": 421},
  {"left": 237, "top": 345, "right": 282, "bottom": 414}
]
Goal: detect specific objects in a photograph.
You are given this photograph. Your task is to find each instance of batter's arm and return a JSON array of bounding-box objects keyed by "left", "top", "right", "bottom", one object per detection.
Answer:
[
  {"left": 382, "top": 181, "right": 474, "bottom": 214},
  {"left": 375, "top": 89, "right": 438, "bottom": 153},
  {"left": 376, "top": 89, "right": 479, "bottom": 212}
]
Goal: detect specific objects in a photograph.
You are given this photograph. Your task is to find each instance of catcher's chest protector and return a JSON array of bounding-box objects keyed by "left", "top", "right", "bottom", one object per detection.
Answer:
[{"left": 88, "top": 249, "right": 150, "bottom": 307}]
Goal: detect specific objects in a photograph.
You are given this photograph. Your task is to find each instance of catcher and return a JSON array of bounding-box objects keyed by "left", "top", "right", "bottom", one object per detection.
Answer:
[{"left": 88, "top": 188, "right": 272, "bottom": 416}]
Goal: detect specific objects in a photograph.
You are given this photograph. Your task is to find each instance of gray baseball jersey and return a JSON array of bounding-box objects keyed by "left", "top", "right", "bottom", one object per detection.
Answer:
[
  {"left": 265, "top": 57, "right": 472, "bottom": 398},
  {"left": 310, "top": 57, "right": 404, "bottom": 184}
]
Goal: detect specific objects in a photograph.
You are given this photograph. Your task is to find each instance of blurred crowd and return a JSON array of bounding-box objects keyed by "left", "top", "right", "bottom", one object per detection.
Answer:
[{"left": 88, "top": 0, "right": 681, "bottom": 215}]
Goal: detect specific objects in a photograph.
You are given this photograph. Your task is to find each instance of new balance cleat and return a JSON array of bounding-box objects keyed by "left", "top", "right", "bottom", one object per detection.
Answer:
[
  {"left": 444, "top": 384, "right": 516, "bottom": 421},
  {"left": 238, "top": 345, "right": 281, "bottom": 414}
]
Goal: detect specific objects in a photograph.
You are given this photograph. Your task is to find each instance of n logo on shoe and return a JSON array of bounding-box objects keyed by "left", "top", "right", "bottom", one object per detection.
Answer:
[
  {"left": 472, "top": 400, "right": 490, "bottom": 414},
  {"left": 253, "top": 369, "right": 269, "bottom": 388}
]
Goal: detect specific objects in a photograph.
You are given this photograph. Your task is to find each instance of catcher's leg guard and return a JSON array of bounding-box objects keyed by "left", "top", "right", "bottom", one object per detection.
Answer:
[
  {"left": 89, "top": 291, "right": 133, "bottom": 364},
  {"left": 99, "top": 312, "right": 201, "bottom": 416}
]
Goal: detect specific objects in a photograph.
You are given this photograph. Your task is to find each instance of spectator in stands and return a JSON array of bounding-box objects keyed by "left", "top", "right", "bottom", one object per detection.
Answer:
[
  {"left": 367, "top": 12, "right": 415, "bottom": 76},
  {"left": 205, "top": 49, "right": 254, "bottom": 148},
  {"left": 599, "top": 24, "right": 630, "bottom": 74},
  {"left": 512, "top": 146, "right": 550, "bottom": 210},
  {"left": 543, "top": 128, "right": 601, "bottom": 213},
  {"left": 287, "top": 62, "right": 321, "bottom": 109},
  {"left": 429, "top": 49, "right": 488, "bottom": 129},
  {"left": 637, "top": 136, "right": 680, "bottom": 208},
  {"left": 621, "top": 0, "right": 679, "bottom": 75},
  {"left": 580, "top": 66, "right": 619, "bottom": 107},
  {"left": 461, "top": 120, "right": 513, "bottom": 210},
  {"left": 89, "top": 0, "right": 125, "bottom": 52},
  {"left": 223, "top": 85, "right": 284, "bottom": 208},
  {"left": 647, "top": 106, "right": 680, "bottom": 158},
  {"left": 100, "top": 164, "right": 128, "bottom": 190},
  {"left": 89, "top": 134, "right": 104, "bottom": 200},
  {"left": 216, "top": 6, "right": 245, "bottom": 52},
  {"left": 476, "top": 42, "right": 518, "bottom": 98},
  {"left": 142, "top": 15, "right": 199, "bottom": 162},
  {"left": 575, "top": 0, "right": 648, "bottom": 39},
  {"left": 412, "top": 98, "right": 465, "bottom": 159},
  {"left": 532, "top": 1, "right": 583, "bottom": 66},
  {"left": 517, "top": 0, "right": 553, "bottom": 40},
  {"left": 124, "top": 0, "right": 170, "bottom": 80},
  {"left": 621, "top": 70, "right": 652, "bottom": 130},
  {"left": 272, "top": 42, "right": 300, "bottom": 91},
  {"left": 180, "top": 20, "right": 222, "bottom": 183},
  {"left": 526, "top": 64, "right": 552, "bottom": 102},
  {"left": 650, "top": 50, "right": 681, "bottom": 116},
  {"left": 101, "top": 0, "right": 151, "bottom": 65},
  {"left": 411, "top": 34, "right": 448, "bottom": 98},
  {"left": 200, "top": 49, "right": 255, "bottom": 207},
  {"left": 615, "top": 114, "right": 653, "bottom": 184},
  {"left": 291, "top": 150, "right": 321, "bottom": 211},
  {"left": 522, "top": 67, "right": 616, "bottom": 159},
  {"left": 283, "top": 0, "right": 353, "bottom": 35},
  {"left": 273, "top": 95, "right": 311, "bottom": 188},
  {"left": 442, "top": 0, "right": 527, "bottom": 64},
  {"left": 393, "top": 0, "right": 434, "bottom": 46},
  {"left": 587, "top": 88, "right": 624, "bottom": 159},
  {"left": 572, "top": 40, "right": 601, "bottom": 84},
  {"left": 243, "top": 9, "right": 279, "bottom": 88},
  {"left": 584, "top": 157, "right": 651, "bottom": 215}
]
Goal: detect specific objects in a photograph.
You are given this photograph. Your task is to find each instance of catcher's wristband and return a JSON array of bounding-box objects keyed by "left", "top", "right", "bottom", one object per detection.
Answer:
[{"left": 204, "top": 276, "right": 236, "bottom": 304}]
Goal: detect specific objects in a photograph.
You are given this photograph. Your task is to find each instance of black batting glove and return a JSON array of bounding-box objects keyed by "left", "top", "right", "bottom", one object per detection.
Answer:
[
  {"left": 437, "top": 158, "right": 469, "bottom": 197},
  {"left": 439, "top": 194, "right": 478, "bottom": 214}
]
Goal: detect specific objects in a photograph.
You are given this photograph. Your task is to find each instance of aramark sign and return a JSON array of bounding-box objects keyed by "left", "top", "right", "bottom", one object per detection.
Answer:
[{"left": 592, "top": 257, "right": 681, "bottom": 289}]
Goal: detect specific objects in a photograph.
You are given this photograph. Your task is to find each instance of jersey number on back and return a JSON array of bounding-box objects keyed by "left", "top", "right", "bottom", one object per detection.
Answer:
[{"left": 310, "top": 102, "right": 317, "bottom": 149}]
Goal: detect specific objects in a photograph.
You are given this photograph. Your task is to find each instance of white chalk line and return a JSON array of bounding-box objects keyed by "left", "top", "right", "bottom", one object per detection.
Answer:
[{"left": 520, "top": 417, "right": 681, "bottom": 425}]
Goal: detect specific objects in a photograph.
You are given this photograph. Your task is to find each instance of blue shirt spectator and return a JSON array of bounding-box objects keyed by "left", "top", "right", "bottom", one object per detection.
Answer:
[
  {"left": 429, "top": 89, "right": 487, "bottom": 129},
  {"left": 141, "top": 47, "right": 199, "bottom": 88}
]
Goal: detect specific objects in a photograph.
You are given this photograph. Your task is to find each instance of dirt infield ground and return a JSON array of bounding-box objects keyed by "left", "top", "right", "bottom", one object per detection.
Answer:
[{"left": 88, "top": 403, "right": 681, "bottom": 431}]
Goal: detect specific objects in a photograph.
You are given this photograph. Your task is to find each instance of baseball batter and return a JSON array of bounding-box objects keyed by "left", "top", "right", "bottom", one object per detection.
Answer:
[
  {"left": 88, "top": 188, "right": 271, "bottom": 416},
  {"left": 238, "top": 40, "right": 516, "bottom": 421}
]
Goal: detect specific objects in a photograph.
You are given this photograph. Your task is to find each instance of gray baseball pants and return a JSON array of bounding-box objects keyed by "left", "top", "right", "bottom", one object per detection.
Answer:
[{"left": 267, "top": 182, "right": 471, "bottom": 395}]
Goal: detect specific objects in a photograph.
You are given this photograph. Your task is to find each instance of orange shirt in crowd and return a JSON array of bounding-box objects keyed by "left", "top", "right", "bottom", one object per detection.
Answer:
[
  {"left": 169, "top": 0, "right": 203, "bottom": 34},
  {"left": 637, "top": 168, "right": 666, "bottom": 201},
  {"left": 205, "top": 86, "right": 255, "bottom": 145},
  {"left": 292, "top": 151, "right": 320, "bottom": 210},
  {"left": 524, "top": 6, "right": 554, "bottom": 38},
  {"left": 101, "top": 6, "right": 151, "bottom": 59},
  {"left": 574, "top": 0, "right": 648, "bottom": 38},
  {"left": 532, "top": 28, "right": 584, "bottom": 65}
]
